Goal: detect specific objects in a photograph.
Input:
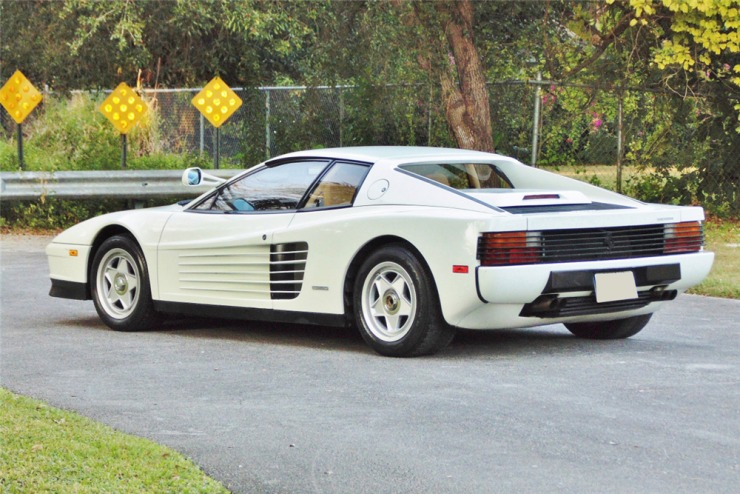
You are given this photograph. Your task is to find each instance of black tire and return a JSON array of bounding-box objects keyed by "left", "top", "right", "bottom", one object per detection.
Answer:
[
  {"left": 353, "top": 244, "right": 456, "bottom": 357},
  {"left": 90, "top": 235, "right": 160, "bottom": 331},
  {"left": 564, "top": 314, "right": 653, "bottom": 340}
]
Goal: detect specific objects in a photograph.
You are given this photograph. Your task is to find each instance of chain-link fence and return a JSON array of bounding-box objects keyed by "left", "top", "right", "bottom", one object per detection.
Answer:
[{"left": 1, "top": 81, "right": 737, "bottom": 215}]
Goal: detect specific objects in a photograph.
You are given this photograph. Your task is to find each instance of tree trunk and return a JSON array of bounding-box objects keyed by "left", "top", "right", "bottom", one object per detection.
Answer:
[
  {"left": 399, "top": 0, "right": 494, "bottom": 152},
  {"left": 439, "top": 0, "right": 494, "bottom": 152}
]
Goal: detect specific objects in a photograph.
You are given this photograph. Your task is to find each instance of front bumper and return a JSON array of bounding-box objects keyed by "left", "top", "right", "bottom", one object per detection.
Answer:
[{"left": 46, "top": 242, "right": 92, "bottom": 300}]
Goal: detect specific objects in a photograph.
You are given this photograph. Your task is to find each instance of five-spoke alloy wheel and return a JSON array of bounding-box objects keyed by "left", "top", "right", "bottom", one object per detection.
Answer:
[
  {"left": 361, "top": 260, "right": 418, "bottom": 343},
  {"left": 91, "top": 235, "right": 159, "bottom": 331},
  {"left": 354, "top": 245, "right": 455, "bottom": 357}
]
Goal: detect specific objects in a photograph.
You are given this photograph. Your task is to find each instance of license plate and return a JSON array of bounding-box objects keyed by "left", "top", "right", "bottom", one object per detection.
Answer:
[{"left": 594, "top": 271, "right": 637, "bottom": 303}]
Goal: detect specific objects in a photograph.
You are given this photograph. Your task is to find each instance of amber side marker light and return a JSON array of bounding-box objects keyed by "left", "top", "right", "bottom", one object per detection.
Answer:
[
  {"left": 69, "top": 249, "right": 78, "bottom": 257},
  {"left": 664, "top": 221, "right": 703, "bottom": 254}
]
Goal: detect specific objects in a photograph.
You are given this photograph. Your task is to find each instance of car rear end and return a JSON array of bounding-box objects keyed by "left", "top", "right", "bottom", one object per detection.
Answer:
[{"left": 460, "top": 204, "right": 714, "bottom": 330}]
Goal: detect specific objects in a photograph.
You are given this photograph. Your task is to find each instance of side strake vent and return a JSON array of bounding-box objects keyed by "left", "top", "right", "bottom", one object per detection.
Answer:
[
  {"left": 478, "top": 222, "right": 703, "bottom": 266},
  {"left": 270, "top": 242, "right": 308, "bottom": 300}
]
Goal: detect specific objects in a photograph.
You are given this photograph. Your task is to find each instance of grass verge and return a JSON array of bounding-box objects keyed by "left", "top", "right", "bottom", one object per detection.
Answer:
[
  {"left": 0, "top": 388, "right": 230, "bottom": 493},
  {"left": 688, "top": 218, "right": 740, "bottom": 299}
]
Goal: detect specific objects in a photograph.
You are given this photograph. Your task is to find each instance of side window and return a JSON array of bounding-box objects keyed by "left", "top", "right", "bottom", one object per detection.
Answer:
[
  {"left": 302, "top": 162, "right": 370, "bottom": 209},
  {"left": 191, "top": 160, "right": 329, "bottom": 212}
]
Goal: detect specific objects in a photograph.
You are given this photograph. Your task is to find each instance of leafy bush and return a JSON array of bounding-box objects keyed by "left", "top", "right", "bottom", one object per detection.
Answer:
[
  {"left": 623, "top": 93, "right": 739, "bottom": 217},
  {"left": 4, "top": 199, "right": 125, "bottom": 230},
  {"left": 2, "top": 197, "right": 184, "bottom": 231}
]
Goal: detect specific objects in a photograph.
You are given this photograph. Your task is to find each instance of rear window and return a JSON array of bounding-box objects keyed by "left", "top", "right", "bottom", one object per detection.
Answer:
[{"left": 399, "top": 163, "right": 513, "bottom": 189}]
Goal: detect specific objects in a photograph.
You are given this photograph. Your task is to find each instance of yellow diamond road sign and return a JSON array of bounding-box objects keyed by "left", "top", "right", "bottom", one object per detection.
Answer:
[
  {"left": 99, "top": 82, "right": 147, "bottom": 134},
  {"left": 0, "top": 70, "right": 43, "bottom": 124},
  {"left": 192, "top": 76, "right": 242, "bottom": 128}
]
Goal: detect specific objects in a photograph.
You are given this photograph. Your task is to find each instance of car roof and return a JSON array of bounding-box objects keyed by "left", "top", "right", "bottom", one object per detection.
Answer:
[{"left": 269, "top": 146, "right": 509, "bottom": 165}]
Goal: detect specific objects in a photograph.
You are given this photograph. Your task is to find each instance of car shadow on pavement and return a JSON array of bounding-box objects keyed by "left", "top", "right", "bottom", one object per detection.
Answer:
[
  {"left": 157, "top": 316, "right": 372, "bottom": 354},
  {"left": 53, "top": 315, "right": 651, "bottom": 358},
  {"left": 444, "top": 326, "right": 651, "bottom": 358}
]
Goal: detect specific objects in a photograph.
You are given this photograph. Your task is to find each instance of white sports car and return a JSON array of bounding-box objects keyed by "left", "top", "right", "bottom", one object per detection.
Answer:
[{"left": 47, "top": 147, "right": 714, "bottom": 357}]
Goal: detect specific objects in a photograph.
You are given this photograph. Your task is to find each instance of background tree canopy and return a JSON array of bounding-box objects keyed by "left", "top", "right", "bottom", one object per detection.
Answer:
[{"left": 1, "top": 0, "right": 738, "bottom": 213}]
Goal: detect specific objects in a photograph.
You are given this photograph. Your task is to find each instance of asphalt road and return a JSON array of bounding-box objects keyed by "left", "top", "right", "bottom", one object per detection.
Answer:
[{"left": 1, "top": 234, "right": 738, "bottom": 493}]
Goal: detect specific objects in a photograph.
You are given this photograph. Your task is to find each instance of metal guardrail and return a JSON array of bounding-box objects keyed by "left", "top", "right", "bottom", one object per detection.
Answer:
[{"left": 0, "top": 169, "right": 242, "bottom": 202}]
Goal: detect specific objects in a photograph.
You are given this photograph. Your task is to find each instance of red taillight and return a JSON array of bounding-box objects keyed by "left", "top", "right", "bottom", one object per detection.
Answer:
[
  {"left": 664, "top": 221, "right": 703, "bottom": 254},
  {"left": 478, "top": 231, "right": 541, "bottom": 266}
]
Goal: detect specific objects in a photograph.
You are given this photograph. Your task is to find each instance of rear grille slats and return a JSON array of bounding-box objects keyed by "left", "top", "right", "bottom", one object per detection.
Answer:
[
  {"left": 542, "top": 225, "right": 664, "bottom": 262},
  {"left": 478, "top": 223, "right": 703, "bottom": 265}
]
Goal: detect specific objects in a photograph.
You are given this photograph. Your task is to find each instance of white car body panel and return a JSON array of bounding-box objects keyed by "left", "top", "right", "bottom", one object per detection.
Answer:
[
  {"left": 46, "top": 146, "right": 714, "bottom": 343},
  {"left": 156, "top": 211, "right": 295, "bottom": 309}
]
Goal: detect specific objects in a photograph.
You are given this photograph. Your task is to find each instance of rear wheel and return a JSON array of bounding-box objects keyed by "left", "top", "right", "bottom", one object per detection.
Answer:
[
  {"left": 354, "top": 245, "right": 455, "bottom": 357},
  {"left": 564, "top": 314, "right": 652, "bottom": 340},
  {"left": 91, "top": 235, "right": 160, "bottom": 331}
]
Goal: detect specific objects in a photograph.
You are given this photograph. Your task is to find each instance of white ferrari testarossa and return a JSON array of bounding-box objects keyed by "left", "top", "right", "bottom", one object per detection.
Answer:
[{"left": 47, "top": 147, "right": 714, "bottom": 356}]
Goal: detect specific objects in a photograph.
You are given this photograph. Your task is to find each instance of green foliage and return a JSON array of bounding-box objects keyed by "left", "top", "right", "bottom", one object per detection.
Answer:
[
  {"left": 18, "top": 94, "right": 119, "bottom": 171},
  {"left": 1, "top": 0, "right": 737, "bottom": 218},
  {"left": 0, "top": 140, "right": 20, "bottom": 170},
  {"left": 621, "top": 92, "right": 739, "bottom": 216},
  {"left": 126, "top": 153, "right": 213, "bottom": 171},
  {"left": 1, "top": 0, "right": 329, "bottom": 90},
  {"left": 4, "top": 199, "right": 121, "bottom": 231},
  {"left": 0, "top": 92, "right": 215, "bottom": 173}
]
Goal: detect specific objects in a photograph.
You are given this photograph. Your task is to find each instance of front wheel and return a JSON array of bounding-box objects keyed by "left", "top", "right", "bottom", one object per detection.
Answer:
[
  {"left": 564, "top": 314, "right": 653, "bottom": 340},
  {"left": 91, "top": 235, "right": 160, "bottom": 331},
  {"left": 353, "top": 245, "right": 455, "bottom": 357}
]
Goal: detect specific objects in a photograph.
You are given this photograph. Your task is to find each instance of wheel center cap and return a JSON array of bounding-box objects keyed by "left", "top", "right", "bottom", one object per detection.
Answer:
[
  {"left": 114, "top": 274, "right": 128, "bottom": 295},
  {"left": 383, "top": 290, "right": 400, "bottom": 315}
]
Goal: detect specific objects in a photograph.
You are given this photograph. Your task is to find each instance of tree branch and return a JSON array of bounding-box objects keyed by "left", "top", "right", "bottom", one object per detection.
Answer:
[{"left": 562, "top": 9, "right": 635, "bottom": 80}]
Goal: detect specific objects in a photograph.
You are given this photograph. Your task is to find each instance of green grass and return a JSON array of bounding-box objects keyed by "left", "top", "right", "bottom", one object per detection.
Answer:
[
  {"left": 688, "top": 219, "right": 740, "bottom": 299},
  {"left": 0, "top": 388, "right": 230, "bottom": 493},
  {"left": 540, "top": 163, "right": 642, "bottom": 191}
]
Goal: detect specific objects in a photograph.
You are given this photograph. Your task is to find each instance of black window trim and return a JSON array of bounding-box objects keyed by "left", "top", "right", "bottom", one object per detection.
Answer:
[
  {"left": 185, "top": 158, "right": 373, "bottom": 214},
  {"left": 296, "top": 159, "right": 372, "bottom": 211}
]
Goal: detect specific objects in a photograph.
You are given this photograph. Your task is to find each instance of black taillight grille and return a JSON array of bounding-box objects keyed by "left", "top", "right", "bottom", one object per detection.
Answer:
[
  {"left": 541, "top": 225, "right": 665, "bottom": 262},
  {"left": 477, "top": 224, "right": 703, "bottom": 266}
]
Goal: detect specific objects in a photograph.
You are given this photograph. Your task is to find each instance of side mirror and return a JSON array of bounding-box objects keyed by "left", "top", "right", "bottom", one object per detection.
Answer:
[
  {"left": 182, "top": 167, "right": 226, "bottom": 187},
  {"left": 183, "top": 167, "right": 203, "bottom": 186}
]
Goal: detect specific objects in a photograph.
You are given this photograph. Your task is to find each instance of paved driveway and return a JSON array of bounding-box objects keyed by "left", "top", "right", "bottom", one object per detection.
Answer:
[{"left": 2, "top": 235, "right": 738, "bottom": 493}]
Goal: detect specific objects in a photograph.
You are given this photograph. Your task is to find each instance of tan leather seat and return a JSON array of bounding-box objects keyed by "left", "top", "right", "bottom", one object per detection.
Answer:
[{"left": 307, "top": 182, "right": 356, "bottom": 207}]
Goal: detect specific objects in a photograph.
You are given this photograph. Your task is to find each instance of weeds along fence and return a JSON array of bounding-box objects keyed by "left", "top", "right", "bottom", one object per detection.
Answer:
[{"left": 1, "top": 81, "right": 737, "bottom": 215}]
